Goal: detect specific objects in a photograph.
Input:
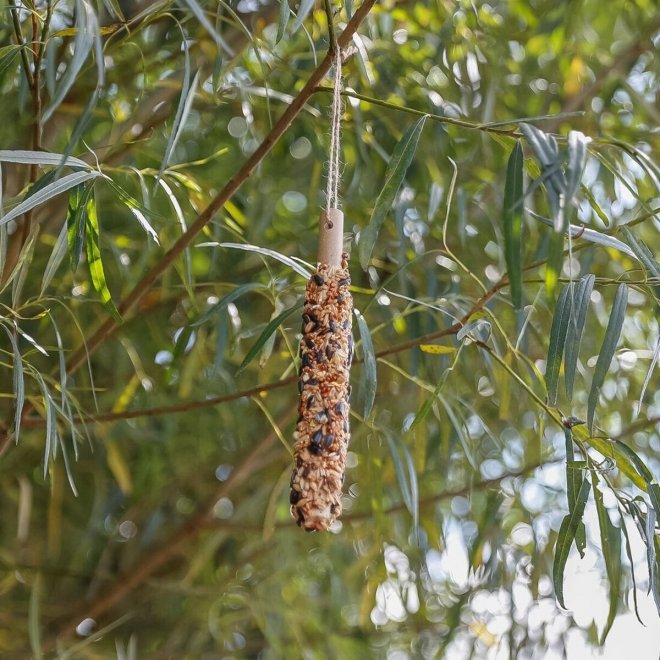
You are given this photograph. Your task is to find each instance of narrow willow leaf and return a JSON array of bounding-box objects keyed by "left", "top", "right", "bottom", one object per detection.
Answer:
[
  {"left": 180, "top": 0, "right": 234, "bottom": 55},
  {"left": 437, "top": 393, "right": 477, "bottom": 469},
  {"left": 503, "top": 141, "right": 524, "bottom": 309},
  {"left": 0, "top": 45, "right": 21, "bottom": 77},
  {"left": 106, "top": 180, "right": 160, "bottom": 242},
  {"left": 587, "top": 284, "right": 628, "bottom": 431},
  {"left": 613, "top": 438, "right": 656, "bottom": 486},
  {"left": 619, "top": 506, "right": 644, "bottom": 625},
  {"left": 545, "top": 284, "right": 572, "bottom": 405},
  {"left": 384, "top": 431, "right": 418, "bottom": 532},
  {"left": 553, "top": 476, "right": 591, "bottom": 609},
  {"left": 236, "top": 302, "right": 303, "bottom": 374},
  {"left": 563, "top": 428, "right": 581, "bottom": 513},
  {"left": 593, "top": 477, "right": 621, "bottom": 644},
  {"left": 85, "top": 193, "right": 121, "bottom": 321},
  {"left": 565, "top": 274, "right": 595, "bottom": 401},
  {"left": 41, "top": 222, "right": 69, "bottom": 295},
  {"left": 520, "top": 123, "right": 557, "bottom": 168},
  {"left": 291, "top": 0, "right": 315, "bottom": 33},
  {"left": 5, "top": 328, "right": 25, "bottom": 441},
  {"left": 11, "top": 225, "right": 37, "bottom": 308},
  {"left": 637, "top": 337, "right": 660, "bottom": 417},
  {"left": 355, "top": 309, "right": 376, "bottom": 418},
  {"left": 419, "top": 344, "right": 455, "bottom": 355},
  {"left": 1, "top": 170, "right": 101, "bottom": 227},
  {"left": 565, "top": 131, "right": 589, "bottom": 206},
  {"left": 157, "top": 25, "right": 199, "bottom": 183},
  {"left": 649, "top": 484, "right": 660, "bottom": 524},
  {"left": 0, "top": 150, "right": 90, "bottom": 169},
  {"left": 29, "top": 574, "right": 42, "bottom": 660},
  {"left": 529, "top": 210, "right": 638, "bottom": 260},
  {"left": 620, "top": 226, "right": 660, "bottom": 278},
  {"left": 277, "top": 0, "right": 290, "bottom": 43},
  {"left": 545, "top": 229, "right": 564, "bottom": 300},
  {"left": 66, "top": 183, "right": 92, "bottom": 271},
  {"left": 645, "top": 507, "right": 660, "bottom": 614},
  {"left": 200, "top": 242, "right": 311, "bottom": 279},
  {"left": 193, "top": 283, "right": 268, "bottom": 327},
  {"left": 359, "top": 117, "right": 427, "bottom": 269},
  {"left": 42, "top": 0, "right": 96, "bottom": 123}
]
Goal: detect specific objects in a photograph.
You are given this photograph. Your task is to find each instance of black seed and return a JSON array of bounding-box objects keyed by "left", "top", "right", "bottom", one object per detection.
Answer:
[
  {"left": 307, "top": 378, "right": 318, "bottom": 386},
  {"left": 315, "top": 411, "right": 327, "bottom": 423},
  {"left": 306, "top": 395, "right": 315, "bottom": 409},
  {"left": 290, "top": 489, "right": 301, "bottom": 504},
  {"left": 308, "top": 443, "right": 320, "bottom": 455},
  {"left": 343, "top": 421, "right": 349, "bottom": 433},
  {"left": 298, "top": 380, "right": 303, "bottom": 393},
  {"left": 325, "top": 345, "right": 335, "bottom": 360},
  {"left": 296, "top": 457, "right": 303, "bottom": 468},
  {"left": 296, "top": 510, "right": 305, "bottom": 526},
  {"left": 347, "top": 385, "right": 352, "bottom": 397},
  {"left": 302, "top": 354, "right": 312, "bottom": 368},
  {"left": 311, "top": 429, "right": 323, "bottom": 445},
  {"left": 337, "top": 294, "right": 344, "bottom": 304},
  {"left": 330, "top": 503, "right": 338, "bottom": 514},
  {"left": 342, "top": 320, "right": 350, "bottom": 330},
  {"left": 329, "top": 319, "right": 337, "bottom": 333},
  {"left": 313, "top": 274, "right": 325, "bottom": 286},
  {"left": 335, "top": 401, "right": 345, "bottom": 415},
  {"left": 322, "top": 434, "right": 334, "bottom": 448},
  {"left": 305, "top": 337, "right": 315, "bottom": 349},
  {"left": 338, "top": 277, "right": 351, "bottom": 287}
]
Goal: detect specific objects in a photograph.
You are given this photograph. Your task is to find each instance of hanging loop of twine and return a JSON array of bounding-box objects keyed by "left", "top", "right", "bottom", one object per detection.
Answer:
[{"left": 325, "top": 47, "right": 342, "bottom": 211}]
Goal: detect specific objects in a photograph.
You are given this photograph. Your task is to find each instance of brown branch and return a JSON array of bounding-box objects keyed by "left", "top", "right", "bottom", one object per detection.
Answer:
[
  {"left": 0, "top": 0, "right": 379, "bottom": 455},
  {"left": 21, "top": 278, "right": 506, "bottom": 429}
]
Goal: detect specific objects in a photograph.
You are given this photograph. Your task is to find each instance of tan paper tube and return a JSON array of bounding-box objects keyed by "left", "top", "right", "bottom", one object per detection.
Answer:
[{"left": 317, "top": 209, "right": 344, "bottom": 267}]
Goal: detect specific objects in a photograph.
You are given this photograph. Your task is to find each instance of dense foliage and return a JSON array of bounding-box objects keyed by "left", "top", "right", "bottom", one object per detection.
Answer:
[{"left": 0, "top": 0, "right": 658, "bottom": 657}]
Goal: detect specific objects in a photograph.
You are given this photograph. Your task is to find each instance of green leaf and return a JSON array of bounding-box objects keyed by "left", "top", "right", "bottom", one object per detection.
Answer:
[
  {"left": 593, "top": 476, "right": 621, "bottom": 644},
  {"left": 85, "top": 192, "right": 121, "bottom": 321},
  {"left": 4, "top": 327, "right": 25, "bottom": 442},
  {"left": 0, "top": 45, "right": 21, "bottom": 78},
  {"left": 277, "top": 0, "right": 290, "bottom": 43},
  {"left": 503, "top": 141, "right": 524, "bottom": 309},
  {"left": 180, "top": 0, "right": 235, "bottom": 55},
  {"left": 354, "top": 309, "right": 376, "bottom": 418},
  {"left": 236, "top": 302, "right": 303, "bottom": 374},
  {"left": 193, "top": 283, "right": 268, "bottom": 327},
  {"left": 42, "top": 0, "right": 97, "bottom": 123},
  {"left": 11, "top": 225, "right": 37, "bottom": 308},
  {"left": 545, "top": 283, "right": 572, "bottom": 405},
  {"left": 545, "top": 228, "right": 564, "bottom": 300},
  {"left": 200, "top": 242, "right": 311, "bottom": 279},
  {"left": 358, "top": 116, "right": 427, "bottom": 269},
  {"left": 384, "top": 430, "right": 418, "bottom": 532},
  {"left": 565, "top": 274, "right": 595, "bottom": 401},
  {"left": 587, "top": 283, "right": 628, "bottom": 431},
  {"left": 1, "top": 170, "right": 102, "bottom": 227},
  {"left": 40, "top": 222, "right": 69, "bottom": 295},
  {"left": 66, "top": 183, "right": 92, "bottom": 272},
  {"left": 645, "top": 506, "right": 660, "bottom": 615},
  {"left": 565, "top": 131, "right": 589, "bottom": 207},
  {"left": 291, "top": 0, "right": 316, "bottom": 33},
  {"left": 0, "top": 149, "right": 91, "bottom": 170},
  {"left": 553, "top": 476, "right": 591, "bottom": 609}
]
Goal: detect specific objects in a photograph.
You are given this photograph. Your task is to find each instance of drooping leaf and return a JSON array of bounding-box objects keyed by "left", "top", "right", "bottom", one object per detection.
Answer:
[
  {"left": 592, "top": 476, "right": 621, "bottom": 644},
  {"left": 180, "top": 0, "right": 235, "bottom": 55},
  {"left": 200, "top": 242, "right": 312, "bottom": 279},
  {"left": 85, "top": 192, "right": 121, "bottom": 321},
  {"left": 0, "top": 45, "right": 21, "bottom": 78},
  {"left": 291, "top": 0, "right": 316, "bottom": 33},
  {"left": 0, "top": 149, "right": 91, "bottom": 170},
  {"left": 545, "top": 229, "right": 564, "bottom": 300},
  {"left": 503, "top": 141, "right": 524, "bottom": 309},
  {"left": 645, "top": 506, "right": 660, "bottom": 615},
  {"left": 565, "top": 274, "right": 595, "bottom": 401},
  {"left": 4, "top": 327, "right": 25, "bottom": 442},
  {"left": 66, "top": 183, "right": 92, "bottom": 271},
  {"left": 587, "top": 283, "right": 628, "bottom": 431},
  {"left": 358, "top": 116, "right": 427, "bottom": 269},
  {"left": 355, "top": 308, "right": 376, "bottom": 418},
  {"left": 553, "top": 476, "right": 591, "bottom": 609},
  {"left": 384, "top": 430, "right": 418, "bottom": 533},
  {"left": 1, "top": 170, "right": 102, "bottom": 227},
  {"left": 42, "top": 0, "right": 97, "bottom": 123},
  {"left": 11, "top": 225, "right": 37, "bottom": 307},
  {"left": 236, "top": 302, "right": 303, "bottom": 374},
  {"left": 545, "top": 283, "right": 572, "bottom": 405},
  {"left": 193, "top": 283, "right": 268, "bottom": 327},
  {"left": 565, "top": 131, "right": 589, "bottom": 207},
  {"left": 41, "top": 222, "right": 69, "bottom": 295},
  {"left": 277, "top": 0, "right": 290, "bottom": 43}
]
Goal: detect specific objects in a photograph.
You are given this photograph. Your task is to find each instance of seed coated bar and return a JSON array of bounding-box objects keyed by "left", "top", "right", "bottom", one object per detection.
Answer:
[{"left": 290, "top": 252, "right": 353, "bottom": 531}]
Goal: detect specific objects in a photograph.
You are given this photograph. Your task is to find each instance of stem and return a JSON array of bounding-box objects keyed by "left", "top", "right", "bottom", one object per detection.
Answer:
[{"left": 8, "top": 0, "right": 35, "bottom": 89}]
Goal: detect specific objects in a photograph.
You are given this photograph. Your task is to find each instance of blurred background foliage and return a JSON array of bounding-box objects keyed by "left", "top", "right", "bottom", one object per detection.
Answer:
[{"left": 0, "top": 0, "right": 658, "bottom": 657}]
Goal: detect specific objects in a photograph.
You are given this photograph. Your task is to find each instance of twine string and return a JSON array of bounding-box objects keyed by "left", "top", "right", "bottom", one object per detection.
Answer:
[{"left": 326, "top": 47, "right": 342, "bottom": 210}]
